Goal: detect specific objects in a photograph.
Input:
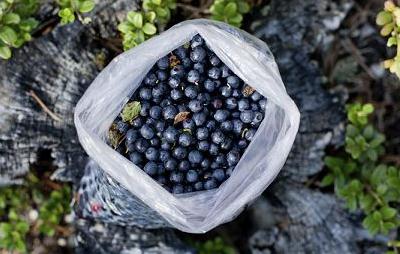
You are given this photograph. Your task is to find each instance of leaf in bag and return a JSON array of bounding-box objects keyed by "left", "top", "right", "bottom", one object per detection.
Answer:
[
  {"left": 174, "top": 111, "right": 190, "bottom": 124},
  {"left": 169, "top": 54, "right": 180, "bottom": 67},
  {"left": 120, "top": 101, "right": 141, "bottom": 122},
  {"left": 108, "top": 123, "right": 123, "bottom": 148},
  {"left": 242, "top": 85, "right": 255, "bottom": 96}
]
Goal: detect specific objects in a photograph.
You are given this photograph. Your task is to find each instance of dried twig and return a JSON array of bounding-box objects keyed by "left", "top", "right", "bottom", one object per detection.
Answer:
[{"left": 29, "top": 90, "right": 62, "bottom": 122}]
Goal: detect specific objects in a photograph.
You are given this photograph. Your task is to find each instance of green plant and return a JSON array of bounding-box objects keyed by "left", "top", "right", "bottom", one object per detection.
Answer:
[
  {"left": 57, "top": 0, "right": 95, "bottom": 25},
  {"left": 387, "top": 240, "right": 400, "bottom": 254},
  {"left": 376, "top": 0, "right": 400, "bottom": 78},
  {"left": 209, "top": 0, "right": 250, "bottom": 27},
  {"left": 193, "top": 237, "right": 236, "bottom": 254},
  {"left": 0, "top": 0, "right": 39, "bottom": 59},
  {"left": 118, "top": 0, "right": 176, "bottom": 50},
  {"left": 322, "top": 103, "right": 400, "bottom": 238}
]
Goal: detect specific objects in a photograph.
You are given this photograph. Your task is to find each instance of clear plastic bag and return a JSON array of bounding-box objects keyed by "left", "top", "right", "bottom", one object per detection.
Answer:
[{"left": 74, "top": 19, "right": 300, "bottom": 233}]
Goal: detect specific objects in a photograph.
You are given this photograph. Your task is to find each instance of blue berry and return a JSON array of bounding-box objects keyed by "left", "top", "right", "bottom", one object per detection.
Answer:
[
  {"left": 187, "top": 70, "right": 200, "bottom": 83},
  {"left": 208, "top": 67, "right": 221, "bottom": 79},
  {"left": 174, "top": 46, "right": 187, "bottom": 59},
  {"left": 173, "top": 146, "right": 187, "bottom": 160},
  {"left": 179, "top": 160, "right": 190, "bottom": 171},
  {"left": 238, "top": 139, "right": 248, "bottom": 149},
  {"left": 140, "top": 124, "right": 154, "bottom": 139},
  {"left": 190, "top": 47, "right": 206, "bottom": 62},
  {"left": 221, "top": 86, "right": 232, "bottom": 97},
  {"left": 193, "top": 62, "right": 205, "bottom": 73},
  {"left": 163, "top": 105, "right": 178, "bottom": 120},
  {"left": 149, "top": 106, "right": 162, "bottom": 119},
  {"left": 188, "top": 99, "right": 202, "bottom": 112},
  {"left": 227, "top": 76, "right": 240, "bottom": 88},
  {"left": 155, "top": 121, "right": 165, "bottom": 132},
  {"left": 226, "top": 98, "right": 237, "bottom": 109},
  {"left": 178, "top": 104, "right": 188, "bottom": 112},
  {"left": 191, "top": 34, "right": 204, "bottom": 48},
  {"left": 185, "top": 85, "right": 198, "bottom": 99},
  {"left": 251, "top": 103, "right": 259, "bottom": 111},
  {"left": 193, "top": 112, "right": 207, "bottom": 126},
  {"left": 129, "top": 152, "right": 143, "bottom": 164},
  {"left": 164, "top": 159, "right": 177, "bottom": 171},
  {"left": 139, "top": 87, "right": 152, "bottom": 100},
  {"left": 134, "top": 138, "right": 149, "bottom": 153},
  {"left": 238, "top": 99, "right": 250, "bottom": 111},
  {"left": 178, "top": 133, "right": 192, "bottom": 147},
  {"left": 198, "top": 140, "right": 210, "bottom": 151},
  {"left": 220, "top": 65, "right": 230, "bottom": 78},
  {"left": 211, "top": 130, "right": 225, "bottom": 144},
  {"left": 226, "top": 167, "right": 234, "bottom": 177},
  {"left": 145, "top": 147, "right": 159, "bottom": 161},
  {"left": 161, "top": 139, "right": 171, "bottom": 150},
  {"left": 160, "top": 98, "right": 172, "bottom": 107},
  {"left": 196, "top": 127, "right": 209, "bottom": 140},
  {"left": 259, "top": 99, "right": 267, "bottom": 110},
  {"left": 150, "top": 138, "right": 160, "bottom": 147},
  {"left": 209, "top": 54, "right": 221, "bottom": 66},
  {"left": 201, "top": 158, "right": 211, "bottom": 169},
  {"left": 181, "top": 57, "right": 192, "bottom": 68},
  {"left": 194, "top": 182, "right": 203, "bottom": 191},
  {"left": 206, "top": 120, "right": 217, "bottom": 131},
  {"left": 126, "top": 129, "right": 138, "bottom": 143},
  {"left": 144, "top": 162, "right": 158, "bottom": 175},
  {"left": 172, "top": 184, "right": 184, "bottom": 194},
  {"left": 157, "top": 165, "right": 166, "bottom": 174},
  {"left": 157, "top": 56, "right": 169, "bottom": 69},
  {"left": 214, "top": 110, "right": 229, "bottom": 122},
  {"left": 210, "top": 162, "right": 218, "bottom": 169},
  {"left": 197, "top": 93, "right": 211, "bottom": 104},
  {"left": 144, "top": 73, "right": 157, "bottom": 86},
  {"left": 116, "top": 121, "right": 129, "bottom": 134},
  {"left": 232, "top": 89, "right": 240, "bottom": 98},
  {"left": 159, "top": 150, "right": 170, "bottom": 162},
  {"left": 185, "top": 185, "right": 194, "bottom": 193},
  {"left": 251, "top": 91, "right": 262, "bottom": 101},
  {"left": 168, "top": 77, "right": 180, "bottom": 88},
  {"left": 213, "top": 169, "right": 225, "bottom": 182},
  {"left": 186, "top": 170, "right": 198, "bottom": 183},
  {"left": 232, "top": 119, "right": 243, "bottom": 135},
  {"left": 132, "top": 117, "right": 144, "bottom": 128},
  {"left": 140, "top": 102, "right": 151, "bottom": 117},
  {"left": 227, "top": 150, "right": 240, "bottom": 166},
  {"left": 212, "top": 98, "right": 223, "bottom": 109},
  {"left": 156, "top": 70, "right": 168, "bottom": 81},
  {"left": 244, "top": 128, "right": 256, "bottom": 141},
  {"left": 231, "top": 111, "right": 240, "bottom": 118},
  {"left": 204, "top": 79, "right": 216, "bottom": 92},
  {"left": 209, "top": 144, "right": 219, "bottom": 155},
  {"left": 152, "top": 84, "right": 166, "bottom": 98},
  {"left": 220, "top": 138, "right": 233, "bottom": 150},
  {"left": 170, "top": 172, "right": 184, "bottom": 183},
  {"left": 170, "top": 89, "right": 183, "bottom": 101},
  {"left": 188, "top": 150, "right": 203, "bottom": 164},
  {"left": 215, "top": 154, "right": 226, "bottom": 165},
  {"left": 204, "top": 178, "right": 218, "bottom": 190},
  {"left": 240, "top": 110, "right": 254, "bottom": 123},
  {"left": 163, "top": 126, "right": 178, "bottom": 143},
  {"left": 252, "top": 112, "right": 263, "bottom": 125},
  {"left": 170, "top": 65, "right": 185, "bottom": 78},
  {"left": 183, "top": 119, "right": 195, "bottom": 130},
  {"left": 221, "top": 121, "right": 233, "bottom": 132}
]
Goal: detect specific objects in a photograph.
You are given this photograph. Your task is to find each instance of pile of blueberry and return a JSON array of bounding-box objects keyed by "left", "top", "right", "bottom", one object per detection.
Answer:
[{"left": 110, "top": 34, "right": 267, "bottom": 194}]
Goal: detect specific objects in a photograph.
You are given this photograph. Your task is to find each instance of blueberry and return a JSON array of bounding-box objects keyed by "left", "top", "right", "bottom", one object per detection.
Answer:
[
  {"left": 190, "top": 47, "right": 206, "bottom": 62},
  {"left": 226, "top": 97, "right": 237, "bottom": 110},
  {"left": 191, "top": 34, "right": 204, "bottom": 48},
  {"left": 221, "top": 86, "right": 232, "bottom": 97},
  {"left": 232, "top": 89, "right": 240, "bottom": 98},
  {"left": 210, "top": 162, "right": 219, "bottom": 169},
  {"left": 172, "top": 184, "right": 184, "bottom": 194},
  {"left": 132, "top": 117, "right": 144, "bottom": 128},
  {"left": 163, "top": 105, "right": 178, "bottom": 120},
  {"left": 140, "top": 102, "right": 151, "bottom": 117},
  {"left": 170, "top": 172, "right": 184, "bottom": 183},
  {"left": 160, "top": 98, "right": 172, "bottom": 107},
  {"left": 252, "top": 112, "right": 263, "bottom": 125},
  {"left": 251, "top": 103, "right": 259, "bottom": 111},
  {"left": 206, "top": 120, "right": 217, "bottom": 131},
  {"left": 186, "top": 170, "right": 199, "bottom": 183},
  {"left": 170, "top": 65, "right": 185, "bottom": 78},
  {"left": 150, "top": 138, "right": 160, "bottom": 147},
  {"left": 168, "top": 77, "right": 180, "bottom": 88},
  {"left": 116, "top": 121, "right": 129, "bottom": 134},
  {"left": 144, "top": 162, "right": 158, "bottom": 175},
  {"left": 185, "top": 85, "right": 198, "bottom": 99},
  {"left": 144, "top": 73, "right": 158, "bottom": 86},
  {"left": 232, "top": 119, "right": 243, "bottom": 135},
  {"left": 173, "top": 146, "right": 187, "bottom": 160},
  {"left": 204, "top": 79, "right": 216, "bottom": 92},
  {"left": 178, "top": 104, "right": 188, "bottom": 112},
  {"left": 178, "top": 133, "right": 192, "bottom": 147},
  {"left": 156, "top": 70, "right": 168, "bottom": 81},
  {"left": 140, "top": 124, "right": 154, "bottom": 139},
  {"left": 213, "top": 169, "right": 225, "bottom": 182},
  {"left": 215, "top": 154, "right": 226, "bottom": 165},
  {"left": 193, "top": 112, "right": 207, "bottom": 126},
  {"left": 204, "top": 178, "right": 218, "bottom": 190},
  {"left": 126, "top": 129, "right": 138, "bottom": 143},
  {"left": 170, "top": 89, "right": 183, "bottom": 101},
  {"left": 155, "top": 121, "right": 165, "bottom": 132},
  {"left": 179, "top": 160, "right": 190, "bottom": 171},
  {"left": 238, "top": 99, "right": 250, "bottom": 111},
  {"left": 188, "top": 99, "right": 202, "bottom": 113},
  {"left": 129, "top": 152, "right": 143, "bottom": 164},
  {"left": 187, "top": 70, "right": 200, "bottom": 83},
  {"left": 259, "top": 99, "right": 267, "bottom": 110},
  {"left": 211, "top": 130, "right": 225, "bottom": 144},
  {"left": 198, "top": 140, "right": 210, "bottom": 151},
  {"left": 159, "top": 150, "right": 170, "bottom": 162},
  {"left": 227, "top": 150, "right": 240, "bottom": 166},
  {"left": 145, "top": 147, "right": 159, "bottom": 161},
  {"left": 231, "top": 111, "right": 240, "bottom": 118},
  {"left": 212, "top": 98, "right": 223, "bottom": 109},
  {"left": 134, "top": 138, "right": 149, "bottom": 153},
  {"left": 152, "top": 84, "right": 166, "bottom": 98},
  {"left": 251, "top": 91, "right": 262, "bottom": 101},
  {"left": 182, "top": 119, "right": 195, "bottom": 130},
  {"left": 221, "top": 121, "right": 233, "bottom": 132},
  {"left": 209, "top": 54, "right": 221, "bottom": 66},
  {"left": 227, "top": 76, "right": 240, "bottom": 88},
  {"left": 174, "top": 46, "right": 187, "bottom": 59},
  {"left": 226, "top": 167, "right": 234, "bottom": 177},
  {"left": 214, "top": 110, "right": 229, "bottom": 122},
  {"left": 149, "top": 106, "right": 162, "bottom": 119},
  {"left": 139, "top": 87, "right": 152, "bottom": 100},
  {"left": 197, "top": 93, "right": 211, "bottom": 104},
  {"left": 188, "top": 150, "right": 203, "bottom": 164},
  {"left": 163, "top": 126, "right": 178, "bottom": 143},
  {"left": 240, "top": 110, "right": 254, "bottom": 123},
  {"left": 196, "top": 127, "right": 209, "bottom": 140},
  {"left": 161, "top": 139, "right": 171, "bottom": 150},
  {"left": 194, "top": 181, "right": 203, "bottom": 191},
  {"left": 201, "top": 158, "right": 211, "bottom": 169},
  {"left": 157, "top": 175, "right": 167, "bottom": 185},
  {"left": 185, "top": 185, "right": 194, "bottom": 193},
  {"left": 181, "top": 57, "right": 192, "bottom": 68},
  {"left": 157, "top": 56, "right": 169, "bottom": 69},
  {"left": 193, "top": 62, "right": 205, "bottom": 73},
  {"left": 220, "top": 65, "right": 230, "bottom": 78},
  {"left": 164, "top": 159, "right": 177, "bottom": 171},
  {"left": 220, "top": 137, "right": 233, "bottom": 150},
  {"left": 209, "top": 144, "right": 219, "bottom": 155},
  {"left": 208, "top": 67, "right": 221, "bottom": 79},
  {"left": 238, "top": 139, "right": 248, "bottom": 149},
  {"left": 203, "top": 171, "right": 213, "bottom": 180},
  {"left": 244, "top": 128, "right": 256, "bottom": 141}
]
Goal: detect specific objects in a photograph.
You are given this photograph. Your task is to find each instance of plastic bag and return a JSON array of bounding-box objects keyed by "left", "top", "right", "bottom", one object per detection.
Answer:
[{"left": 74, "top": 19, "right": 300, "bottom": 233}]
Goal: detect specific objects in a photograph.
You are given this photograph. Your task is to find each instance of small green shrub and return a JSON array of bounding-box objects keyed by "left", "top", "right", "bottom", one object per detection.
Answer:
[
  {"left": 57, "top": 0, "right": 95, "bottom": 24},
  {"left": 193, "top": 237, "right": 236, "bottom": 254},
  {"left": 0, "top": 0, "right": 39, "bottom": 59},
  {"left": 209, "top": 0, "right": 250, "bottom": 27},
  {"left": 322, "top": 103, "right": 400, "bottom": 238}
]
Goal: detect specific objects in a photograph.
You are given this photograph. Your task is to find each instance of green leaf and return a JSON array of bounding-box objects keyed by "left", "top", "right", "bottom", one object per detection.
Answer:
[
  {"left": 156, "top": 6, "right": 168, "bottom": 17},
  {"left": 372, "top": 211, "right": 382, "bottom": 221},
  {"left": 79, "top": 0, "right": 95, "bottom": 13},
  {"left": 117, "top": 22, "right": 132, "bottom": 33},
  {"left": 142, "top": 22, "right": 157, "bottom": 35},
  {"left": 381, "top": 23, "right": 394, "bottom": 36},
  {"left": 16, "top": 221, "right": 29, "bottom": 233},
  {"left": 145, "top": 11, "right": 156, "bottom": 23},
  {"left": 3, "top": 13, "right": 20, "bottom": 24},
  {"left": 380, "top": 206, "right": 396, "bottom": 220},
  {"left": 0, "top": 26, "right": 17, "bottom": 45},
  {"left": 237, "top": 1, "right": 250, "bottom": 13},
  {"left": 387, "top": 36, "right": 397, "bottom": 47},
  {"left": 320, "top": 174, "right": 334, "bottom": 187},
  {"left": 362, "top": 103, "right": 374, "bottom": 114},
  {"left": 376, "top": 11, "right": 392, "bottom": 25},
  {"left": 128, "top": 12, "right": 143, "bottom": 28},
  {"left": 229, "top": 13, "right": 243, "bottom": 25},
  {"left": 366, "top": 149, "right": 378, "bottom": 161},
  {"left": 152, "top": 0, "right": 162, "bottom": 6},
  {"left": 0, "top": 46, "right": 11, "bottom": 59},
  {"left": 19, "top": 18, "right": 39, "bottom": 32},
  {"left": 120, "top": 101, "right": 141, "bottom": 122},
  {"left": 224, "top": 2, "right": 238, "bottom": 17}
]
